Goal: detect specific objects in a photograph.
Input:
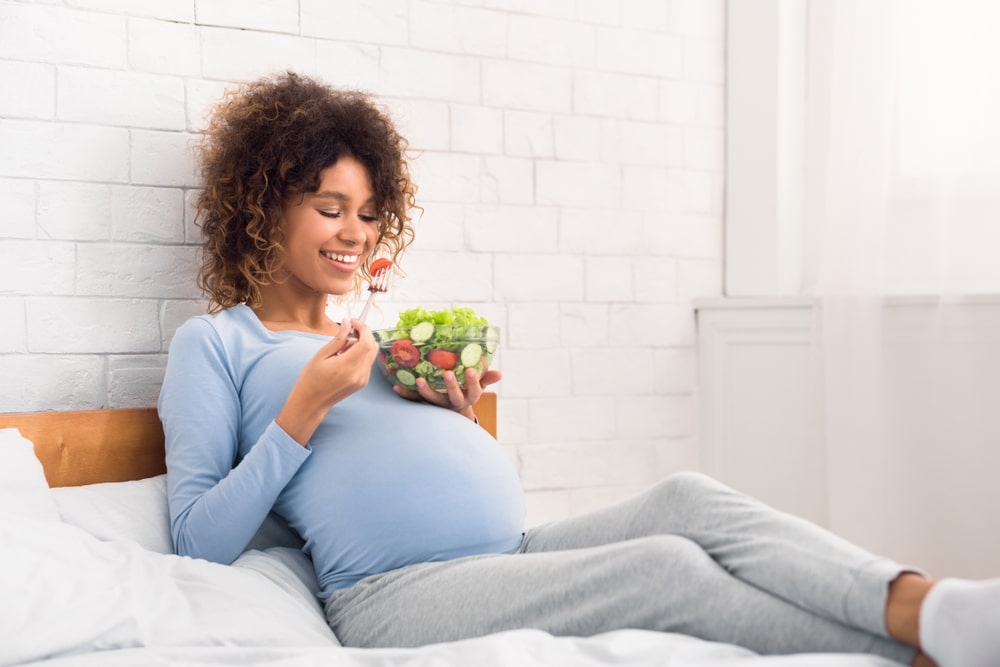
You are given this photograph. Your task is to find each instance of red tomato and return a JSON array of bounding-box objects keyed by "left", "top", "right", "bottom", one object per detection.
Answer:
[
  {"left": 427, "top": 349, "right": 458, "bottom": 370},
  {"left": 369, "top": 258, "right": 393, "bottom": 274},
  {"left": 390, "top": 339, "right": 419, "bottom": 368}
]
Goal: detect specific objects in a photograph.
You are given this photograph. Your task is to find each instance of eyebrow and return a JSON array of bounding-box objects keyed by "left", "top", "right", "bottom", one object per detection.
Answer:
[{"left": 311, "top": 191, "right": 348, "bottom": 202}]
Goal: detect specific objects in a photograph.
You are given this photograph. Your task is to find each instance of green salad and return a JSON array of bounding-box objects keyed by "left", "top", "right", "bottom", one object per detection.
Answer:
[{"left": 374, "top": 306, "right": 499, "bottom": 391}]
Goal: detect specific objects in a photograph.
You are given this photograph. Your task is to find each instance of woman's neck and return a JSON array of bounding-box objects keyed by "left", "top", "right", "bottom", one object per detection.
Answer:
[{"left": 251, "top": 289, "right": 339, "bottom": 335}]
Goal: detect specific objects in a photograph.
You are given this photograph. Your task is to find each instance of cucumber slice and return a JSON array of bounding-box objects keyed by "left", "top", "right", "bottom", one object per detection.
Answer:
[
  {"left": 409, "top": 321, "right": 434, "bottom": 343},
  {"left": 395, "top": 368, "right": 417, "bottom": 387},
  {"left": 460, "top": 343, "right": 482, "bottom": 367},
  {"left": 484, "top": 328, "right": 499, "bottom": 353}
]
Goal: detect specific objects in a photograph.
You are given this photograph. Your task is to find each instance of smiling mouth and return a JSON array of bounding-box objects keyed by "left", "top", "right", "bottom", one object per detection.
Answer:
[{"left": 321, "top": 251, "right": 360, "bottom": 265}]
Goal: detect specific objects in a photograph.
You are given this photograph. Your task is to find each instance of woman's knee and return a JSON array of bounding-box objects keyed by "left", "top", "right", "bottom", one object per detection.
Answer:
[
  {"left": 663, "top": 470, "right": 722, "bottom": 493},
  {"left": 647, "top": 471, "right": 722, "bottom": 511},
  {"left": 633, "top": 471, "right": 742, "bottom": 535}
]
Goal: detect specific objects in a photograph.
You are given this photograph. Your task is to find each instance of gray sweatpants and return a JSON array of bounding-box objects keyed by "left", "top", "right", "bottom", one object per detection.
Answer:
[{"left": 324, "top": 472, "right": 916, "bottom": 663}]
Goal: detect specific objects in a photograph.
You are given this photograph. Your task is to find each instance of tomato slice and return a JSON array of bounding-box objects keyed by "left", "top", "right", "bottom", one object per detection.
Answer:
[
  {"left": 390, "top": 339, "right": 420, "bottom": 368},
  {"left": 369, "top": 258, "right": 393, "bottom": 274},
  {"left": 427, "top": 349, "right": 458, "bottom": 370}
]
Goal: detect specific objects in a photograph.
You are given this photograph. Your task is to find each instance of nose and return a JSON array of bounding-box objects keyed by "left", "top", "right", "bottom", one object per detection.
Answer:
[{"left": 337, "top": 211, "right": 368, "bottom": 245}]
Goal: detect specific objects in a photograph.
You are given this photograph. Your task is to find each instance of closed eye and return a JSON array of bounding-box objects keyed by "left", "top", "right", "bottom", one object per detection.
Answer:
[{"left": 317, "top": 210, "right": 378, "bottom": 223}]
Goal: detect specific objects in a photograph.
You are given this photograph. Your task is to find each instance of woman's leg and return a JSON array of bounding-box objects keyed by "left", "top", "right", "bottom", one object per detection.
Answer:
[
  {"left": 325, "top": 535, "right": 913, "bottom": 662},
  {"left": 885, "top": 574, "right": 934, "bottom": 648},
  {"left": 520, "top": 472, "right": 914, "bottom": 642}
]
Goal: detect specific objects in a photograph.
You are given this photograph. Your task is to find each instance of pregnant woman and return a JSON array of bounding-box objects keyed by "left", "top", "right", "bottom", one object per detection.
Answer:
[{"left": 158, "top": 70, "right": 999, "bottom": 667}]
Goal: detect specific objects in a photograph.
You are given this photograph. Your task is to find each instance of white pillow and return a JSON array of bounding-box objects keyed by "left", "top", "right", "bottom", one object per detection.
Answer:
[
  {"left": 50, "top": 475, "right": 174, "bottom": 553},
  {"left": 0, "top": 428, "right": 61, "bottom": 523},
  {"left": 0, "top": 515, "right": 338, "bottom": 666},
  {"left": 50, "top": 474, "right": 307, "bottom": 556}
]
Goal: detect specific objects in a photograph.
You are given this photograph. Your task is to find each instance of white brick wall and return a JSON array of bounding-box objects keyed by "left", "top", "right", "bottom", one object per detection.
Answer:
[{"left": 0, "top": 0, "right": 724, "bottom": 528}]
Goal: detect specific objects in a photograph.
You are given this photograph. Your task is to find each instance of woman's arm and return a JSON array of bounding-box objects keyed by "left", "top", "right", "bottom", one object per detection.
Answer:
[{"left": 159, "top": 318, "right": 310, "bottom": 564}]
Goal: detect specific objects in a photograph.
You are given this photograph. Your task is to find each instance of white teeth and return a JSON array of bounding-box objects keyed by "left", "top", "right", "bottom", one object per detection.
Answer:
[{"left": 322, "top": 252, "right": 358, "bottom": 263}]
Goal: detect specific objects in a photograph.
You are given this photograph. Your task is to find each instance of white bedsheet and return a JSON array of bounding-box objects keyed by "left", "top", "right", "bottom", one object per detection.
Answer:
[
  {"left": 18, "top": 630, "right": 904, "bottom": 667},
  {"left": 0, "top": 428, "right": 906, "bottom": 667}
]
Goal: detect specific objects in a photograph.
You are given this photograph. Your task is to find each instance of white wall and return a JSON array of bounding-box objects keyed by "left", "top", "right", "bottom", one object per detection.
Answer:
[
  {"left": 0, "top": 0, "right": 724, "bottom": 527},
  {"left": 697, "top": 297, "right": 1000, "bottom": 579},
  {"left": 717, "top": 0, "right": 1000, "bottom": 578}
]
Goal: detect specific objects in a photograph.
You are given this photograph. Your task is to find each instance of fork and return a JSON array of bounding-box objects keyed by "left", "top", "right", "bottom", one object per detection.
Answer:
[{"left": 345, "top": 261, "right": 392, "bottom": 343}]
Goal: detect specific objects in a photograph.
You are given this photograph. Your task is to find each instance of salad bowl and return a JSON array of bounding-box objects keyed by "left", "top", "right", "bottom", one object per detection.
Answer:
[{"left": 373, "top": 307, "right": 499, "bottom": 392}]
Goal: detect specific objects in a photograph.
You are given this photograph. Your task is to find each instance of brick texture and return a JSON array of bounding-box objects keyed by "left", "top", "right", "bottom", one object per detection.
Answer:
[{"left": 0, "top": 0, "right": 725, "bottom": 524}]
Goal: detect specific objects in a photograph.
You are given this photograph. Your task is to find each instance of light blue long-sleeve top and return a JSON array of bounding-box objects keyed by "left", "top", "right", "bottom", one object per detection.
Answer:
[{"left": 158, "top": 304, "right": 526, "bottom": 596}]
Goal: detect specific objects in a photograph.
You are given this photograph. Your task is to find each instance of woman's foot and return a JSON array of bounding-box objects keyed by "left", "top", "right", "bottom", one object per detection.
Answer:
[{"left": 920, "top": 577, "right": 1000, "bottom": 667}]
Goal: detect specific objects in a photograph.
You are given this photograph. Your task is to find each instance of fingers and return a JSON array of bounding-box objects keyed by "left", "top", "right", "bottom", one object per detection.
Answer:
[
  {"left": 407, "top": 370, "right": 478, "bottom": 409},
  {"left": 319, "top": 320, "right": 354, "bottom": 358},
  {"left": 347, "top": 318, "right": 373, "bottom": 342},
  {"left": 392, "top": 366, "right": 502, "bottom": 415},
  {"left": 425, "top": 371, "right": 461, "bottom": 405},
  {"left": 320, "top": 318, "right": 377, "bottom": 363},
  {"left": 479, "top": 369, "right": 503, "bottom": 389},
  {"left": 441, "top": 370, "right": 470, "bottom": 406},
  {"left": 393, "top": 385, "right": 423, "bottom": 402},
  {"left": 412, "top": 375, "right": 449, "bottom": 406}
]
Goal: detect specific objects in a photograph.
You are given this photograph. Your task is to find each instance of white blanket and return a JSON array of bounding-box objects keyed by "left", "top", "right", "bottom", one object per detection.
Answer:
[
  {"left": 13, "top": 632, "right": 907, "bottom": 667},
  {"left": 0, "top": 428, "right": 905, "bottom": 667}
]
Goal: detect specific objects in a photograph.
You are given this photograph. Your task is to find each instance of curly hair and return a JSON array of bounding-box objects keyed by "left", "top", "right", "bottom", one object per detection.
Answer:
[{"left": 195, "top": 71, "right": 417, "bottom": 312}]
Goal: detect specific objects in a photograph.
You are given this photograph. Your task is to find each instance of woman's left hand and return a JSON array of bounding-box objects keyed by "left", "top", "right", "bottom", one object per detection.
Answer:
[{"left": 394, "top": 367, "right": 502, "bottom": 422}]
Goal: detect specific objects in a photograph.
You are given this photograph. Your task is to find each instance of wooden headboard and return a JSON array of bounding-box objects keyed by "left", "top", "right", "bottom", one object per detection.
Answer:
[{"left": 0, "top": 393, "right": 497, "bottom": 488}]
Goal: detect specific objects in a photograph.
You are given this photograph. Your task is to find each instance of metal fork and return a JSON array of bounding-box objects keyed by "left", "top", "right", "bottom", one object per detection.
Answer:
[{"left": 345, "top": 263, "right": 392, "bottom": 343}]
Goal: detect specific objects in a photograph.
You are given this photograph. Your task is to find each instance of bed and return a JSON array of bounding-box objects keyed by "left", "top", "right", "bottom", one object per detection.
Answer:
[{"left": 0, "top": 397, "right": 905, "bottom": 667}]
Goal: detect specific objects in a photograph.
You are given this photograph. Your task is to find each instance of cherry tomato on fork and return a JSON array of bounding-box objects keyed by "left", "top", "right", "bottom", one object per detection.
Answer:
[{"left": 369, "top": 258, "right": 393, "bottom": 274}]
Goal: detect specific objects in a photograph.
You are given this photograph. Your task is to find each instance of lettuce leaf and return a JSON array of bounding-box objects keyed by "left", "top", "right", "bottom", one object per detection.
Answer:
[{"left": 396, "top": 305, "right": 488, "bottom": 329}]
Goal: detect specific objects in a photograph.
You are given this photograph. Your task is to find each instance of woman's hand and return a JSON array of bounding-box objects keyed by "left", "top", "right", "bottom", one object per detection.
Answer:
[
  {"left": 277, "top": 318, "right": 378, "bottom": 445},
  {"left": 394, "top": 367, "right": 502, "bottom": 422}
]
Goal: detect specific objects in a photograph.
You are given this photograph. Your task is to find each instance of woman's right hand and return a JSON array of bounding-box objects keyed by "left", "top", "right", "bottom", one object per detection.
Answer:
[{"left": 276, "top": 318, "right": 378, "bottom": 445}]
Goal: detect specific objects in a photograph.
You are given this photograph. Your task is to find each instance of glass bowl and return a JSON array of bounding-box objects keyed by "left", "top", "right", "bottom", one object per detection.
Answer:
[{"left": 373, "top": 325, "right": 499, "bottom": 392}]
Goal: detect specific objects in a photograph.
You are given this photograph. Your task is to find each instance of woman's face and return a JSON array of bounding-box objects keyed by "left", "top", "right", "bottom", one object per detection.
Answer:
[{"left": 277, "top": 155, "right": 380, "bottom": 297}]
